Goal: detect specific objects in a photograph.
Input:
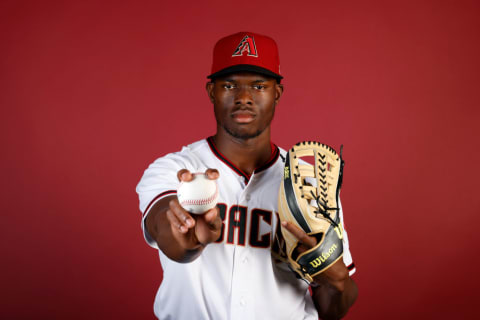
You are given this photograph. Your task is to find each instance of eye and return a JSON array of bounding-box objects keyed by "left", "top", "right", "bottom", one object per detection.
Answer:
[
  {"left": 223, "top": 83, "right": 235, "bottom": 90},
  {"left": 253, "top": 84, "right": 266, "bottom": 90}
]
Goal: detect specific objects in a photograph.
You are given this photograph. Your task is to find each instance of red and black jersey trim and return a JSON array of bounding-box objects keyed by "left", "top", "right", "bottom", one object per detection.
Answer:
[
  {"left": 142, "top": 190, "right": 176, "bottom": 217},
  {"left": 347, "top": 263, "right": 356, "bottom": 271},
  {"left": 206, "top": 136, "right": 280, "bottom": 184},
  {"left": 207, "top": 136, "right": 249, "bottom": 180},
  {"left": 255, "top": 142, "right": 280, "bottom": 174}
]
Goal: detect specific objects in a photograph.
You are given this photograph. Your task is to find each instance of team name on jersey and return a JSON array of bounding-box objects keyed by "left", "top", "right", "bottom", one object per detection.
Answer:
[{"left": 215, "top": 203, "right": 274, "bottom": 248}]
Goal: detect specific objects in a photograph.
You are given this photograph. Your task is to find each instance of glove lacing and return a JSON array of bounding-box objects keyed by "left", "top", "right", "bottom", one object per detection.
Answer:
[{"left": 310, "top": 190, "right": 339, "bottom": 228}]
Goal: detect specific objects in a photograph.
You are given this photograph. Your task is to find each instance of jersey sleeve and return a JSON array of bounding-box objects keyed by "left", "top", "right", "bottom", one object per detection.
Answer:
[
  {"left": 338, "top": 198, "right": 356, "bottom": 276},
  {"left": 135, "top": 148, "right": 202, "bottom": 249}
]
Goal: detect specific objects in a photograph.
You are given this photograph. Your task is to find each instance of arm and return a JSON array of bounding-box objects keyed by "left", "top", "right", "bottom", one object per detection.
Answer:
[
  {"left": 145, "top": 169, "right": 223, "bottom": 263},
  {"left": 281, "top": 221, "right": 358, "bottom": 319},
  {"left": 310, "top": 260, "right": 358, "bottom": 319}
]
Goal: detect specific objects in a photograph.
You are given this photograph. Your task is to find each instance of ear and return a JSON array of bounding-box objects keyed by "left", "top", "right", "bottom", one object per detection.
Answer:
[
  {"left": 274, "top": 83, "right": 284, "bottom": 106},
  {"left": 206, "top": 81, "right": 215, "bottom": 104}
]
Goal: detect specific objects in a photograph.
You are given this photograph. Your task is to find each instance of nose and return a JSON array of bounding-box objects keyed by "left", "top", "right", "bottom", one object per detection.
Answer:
[{"left": 234, "top": 86, "right": 253, "bottom": 106}]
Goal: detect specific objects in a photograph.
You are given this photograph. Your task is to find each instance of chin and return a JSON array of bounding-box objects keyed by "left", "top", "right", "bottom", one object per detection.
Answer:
[{"left": 224, "top": 126, "right": 263, "bottom": 140}]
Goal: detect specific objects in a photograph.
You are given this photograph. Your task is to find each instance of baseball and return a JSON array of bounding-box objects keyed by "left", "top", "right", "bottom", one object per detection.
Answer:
[{"left": 177, "top": 173, "right": 219, "bottom": 214}]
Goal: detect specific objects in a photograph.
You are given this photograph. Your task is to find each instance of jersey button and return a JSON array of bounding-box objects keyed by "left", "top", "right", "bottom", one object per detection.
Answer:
[
  {"left": 240, "top": 298, "right": 246, "bottom": 306},
  {"left": 243, "top": 257, "right": 248, "bottom": 264},
  {"left": 245, "top": 194, "right": 251, "bottom": 201}
]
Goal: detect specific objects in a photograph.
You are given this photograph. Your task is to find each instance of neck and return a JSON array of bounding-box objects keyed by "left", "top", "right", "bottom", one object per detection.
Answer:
[{"left": 213, "top": 127, "right": 273, "bottom": 176}]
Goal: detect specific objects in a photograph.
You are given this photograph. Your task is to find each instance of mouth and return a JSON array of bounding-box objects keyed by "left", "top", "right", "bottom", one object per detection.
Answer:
[{"left": 231, "top": 110, "right": 256, "bottom": 124}]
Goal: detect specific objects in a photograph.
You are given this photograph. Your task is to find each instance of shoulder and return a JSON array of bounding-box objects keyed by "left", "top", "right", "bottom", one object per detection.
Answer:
[
  {"left": 150, "top": 139, "right": 208, "bottom": 167},
  {"left": 273, "top": 145, "right": 288, "bottom": 167},
  {"left": 278, "top": 145, "right": 288, "bottom": 158},
  {"left": 137, "top": 139, "right": 208, "bottom": 186}
]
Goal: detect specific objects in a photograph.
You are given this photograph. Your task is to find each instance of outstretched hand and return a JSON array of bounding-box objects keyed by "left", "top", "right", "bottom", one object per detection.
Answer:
[{"left": 165, "top": 169, "right": 222, "bottom": 251}]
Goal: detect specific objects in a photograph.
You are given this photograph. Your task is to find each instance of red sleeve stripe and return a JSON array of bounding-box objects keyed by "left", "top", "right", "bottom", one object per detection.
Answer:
[{"left": 142, "top": 190, "right": 177, "bottom": 217}]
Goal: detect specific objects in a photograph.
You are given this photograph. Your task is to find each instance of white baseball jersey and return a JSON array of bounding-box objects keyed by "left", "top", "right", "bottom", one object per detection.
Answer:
[{"left": 136, "top": 137, "right": 356, "bottom": 320}]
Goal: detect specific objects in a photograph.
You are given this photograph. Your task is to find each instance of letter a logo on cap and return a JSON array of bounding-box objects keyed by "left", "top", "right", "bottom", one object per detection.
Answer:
[{"left": 232, "top": 35, "right": 258, "bottom": 57}]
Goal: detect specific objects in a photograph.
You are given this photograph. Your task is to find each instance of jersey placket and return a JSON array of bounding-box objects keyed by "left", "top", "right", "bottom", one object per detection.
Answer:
[
  {"left": 206, "top": 137, "right": 279, "bottom": 319},
  {"left": 229, "top": 173, "right": 255, "bottom": 320}
]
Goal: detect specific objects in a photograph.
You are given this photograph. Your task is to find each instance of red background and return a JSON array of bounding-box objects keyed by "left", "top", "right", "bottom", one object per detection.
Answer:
[{"left": 2, "top": 0, "right": 479, "bottom": 319}]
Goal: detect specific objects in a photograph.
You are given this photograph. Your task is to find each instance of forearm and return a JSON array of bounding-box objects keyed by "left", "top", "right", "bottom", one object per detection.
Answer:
[
  {"left": 145, "top": 197, "right": 204, "bottom": 263},
  {"left": 312, "top": 276, "right": 358, "bottom": 320}
]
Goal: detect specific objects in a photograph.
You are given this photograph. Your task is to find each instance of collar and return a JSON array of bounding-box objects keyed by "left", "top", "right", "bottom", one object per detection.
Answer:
[{"left": 206, "top": 136, "right": 280, "bottom": 184}]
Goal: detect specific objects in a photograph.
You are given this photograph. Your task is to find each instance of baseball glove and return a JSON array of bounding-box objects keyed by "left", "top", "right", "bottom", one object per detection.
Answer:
[{"left": 277, "top": 141, "right": 345, "bottom": 283}]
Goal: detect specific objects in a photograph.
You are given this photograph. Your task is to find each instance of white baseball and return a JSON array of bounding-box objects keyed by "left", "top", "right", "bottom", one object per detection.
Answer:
[{"left": 177, "top": 173, "right": 219, "bottom": 214}]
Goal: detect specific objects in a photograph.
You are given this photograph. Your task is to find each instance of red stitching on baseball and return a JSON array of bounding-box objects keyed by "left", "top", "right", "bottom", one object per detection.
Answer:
[{"left": 179, "top": 181, "right": 218, "bottom": 207}]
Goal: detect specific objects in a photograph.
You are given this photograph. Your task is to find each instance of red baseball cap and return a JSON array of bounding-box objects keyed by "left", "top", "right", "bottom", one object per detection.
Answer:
[{"left": 207, "top": 32, "right": 283, "bottom": 80}]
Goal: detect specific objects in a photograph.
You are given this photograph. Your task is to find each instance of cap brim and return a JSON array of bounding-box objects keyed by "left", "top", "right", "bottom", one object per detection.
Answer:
[{"left": 207, "top": 64, "right": 283, "bottom": 80}]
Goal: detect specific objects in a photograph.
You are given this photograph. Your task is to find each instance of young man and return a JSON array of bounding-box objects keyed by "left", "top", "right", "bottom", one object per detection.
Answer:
[{"left": 136, "top": 32, "right": 358, "bottom": 319}]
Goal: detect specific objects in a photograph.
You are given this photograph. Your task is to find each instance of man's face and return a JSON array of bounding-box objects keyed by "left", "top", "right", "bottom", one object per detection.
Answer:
[{"left": 206, "top": 72, "right": 283, "bottom": 140}]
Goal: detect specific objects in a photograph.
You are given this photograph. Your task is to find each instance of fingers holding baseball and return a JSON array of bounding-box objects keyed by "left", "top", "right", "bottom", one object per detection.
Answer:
[
  {"left": 195, "top": 206, "right": 222, "bottom": 245},
  {"left": 167, "top": 199, "right": 195, "bottom": 234},
  {"left": 167, "top": 199, "right": 221, "bottom": 246},
  {"left": 204, "top": 168, "right": 219, "bottom": 180},
  {"left": 177, "top": 169, "right": 194, "bottom": 182},
  {"left": 177, "top": 168, "right": 220, "bottom": 182},
  {"left": 174, "top": 167, "right": 221, "bottom": 245}
]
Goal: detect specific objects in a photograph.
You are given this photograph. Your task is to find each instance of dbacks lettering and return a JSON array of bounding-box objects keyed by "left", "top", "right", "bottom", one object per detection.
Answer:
[{"left": 215, "top": 203, "right": 272, "bottom": 248}]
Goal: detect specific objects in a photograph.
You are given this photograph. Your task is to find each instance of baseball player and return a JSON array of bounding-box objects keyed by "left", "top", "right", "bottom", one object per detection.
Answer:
[{"left": 136, "top": 32, "right": 358, "bottom": 319}]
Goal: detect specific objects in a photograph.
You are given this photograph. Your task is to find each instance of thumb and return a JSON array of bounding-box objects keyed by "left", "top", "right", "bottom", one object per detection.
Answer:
[{"left": 204, "top": 206, "right": 219, "bottom": 224}]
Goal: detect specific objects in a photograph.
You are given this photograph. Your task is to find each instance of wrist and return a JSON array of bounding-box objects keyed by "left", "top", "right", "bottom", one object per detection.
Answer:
[{"left": 312, "top": 275, "right": 349, "bottom": 293}]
